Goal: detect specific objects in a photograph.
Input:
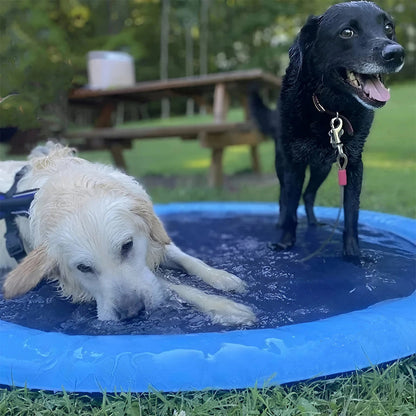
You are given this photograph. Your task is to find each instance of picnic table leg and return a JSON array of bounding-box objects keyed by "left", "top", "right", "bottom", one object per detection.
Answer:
[
  {"left": 210, "top": 83, "right": 228, "bottom": 188},
  {"left": 213, "top": 83, "right": 229, "bottom": 123},
  {"left": 242, "top": 94, "right": 263, "bottom": 175},
  {"left": 109, "top": 144, "right": 127, "bottom": 172},
  {"left": 95, "top": 102, "right": 116, "bottom": 128},
  {"left": 209, "top": 148, "right": 224, "bottom": 188},
  {"left": 250, "top": 144, "right": 261, "bottom": 174}
]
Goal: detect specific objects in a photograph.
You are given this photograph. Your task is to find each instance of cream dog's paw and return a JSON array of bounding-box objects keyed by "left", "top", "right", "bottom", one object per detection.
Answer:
[
  {"left": 206, "top": 297, "right": 256, "bottom": 326},
  {"left": 203, "top": 268, "right": 247, "bottom": 293}
]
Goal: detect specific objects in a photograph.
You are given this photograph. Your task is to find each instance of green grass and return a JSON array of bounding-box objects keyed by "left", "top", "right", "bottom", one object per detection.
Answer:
[
  {"left": 1, "top": 83, "right": 415, "bottom": 216},
  {"left": 68, "top": 81, "right": 416, "bottom": 218},
  {"left": 0, "top": 82, "right": 415, "bottom": 413},
  {"left": 0, "top": 356, "right": 415, "bottom": 415}
]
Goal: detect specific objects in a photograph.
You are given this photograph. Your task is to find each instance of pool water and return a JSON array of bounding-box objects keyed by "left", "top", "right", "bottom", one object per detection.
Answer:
[{"left": 0, "top": 212, "right": 415, "bottom": 335}]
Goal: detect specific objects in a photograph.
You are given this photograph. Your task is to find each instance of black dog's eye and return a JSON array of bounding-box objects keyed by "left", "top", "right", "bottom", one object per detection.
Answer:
[
  {"left": 121, "top": 239, "right": 133, "bottom": 259},
  {"left": 77, "top": 263, "right": 94, "bottom": 274},
  {"left": 340, "top": 28, "right": 355, "bottom": 39},
  {"left": 384, "top": 23, "right": 394, "bottom": 37}
]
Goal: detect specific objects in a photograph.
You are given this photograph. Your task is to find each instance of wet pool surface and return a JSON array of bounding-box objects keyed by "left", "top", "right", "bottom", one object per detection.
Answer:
[{"left": 0, "top": 212, "right": 415, "bottom": 335}]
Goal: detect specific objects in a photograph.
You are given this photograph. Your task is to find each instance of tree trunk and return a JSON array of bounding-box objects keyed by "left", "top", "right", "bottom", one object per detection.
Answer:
[
  {"left": 160, "top": 0, "right": 170, "bottom": 118},
  {"left": 185, "top": 21, "right": 194, "bottom": 116},
  {"left": 199, "top": 0, "right": 209, "bottom": 115},
  {"left": 199, "top": 0, "right": 209, "bottom": 77}
]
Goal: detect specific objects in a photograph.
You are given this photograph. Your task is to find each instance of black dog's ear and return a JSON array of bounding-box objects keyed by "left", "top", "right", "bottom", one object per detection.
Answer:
[{"left": 289, "top": 15, "right": 322, "bottom": 80}]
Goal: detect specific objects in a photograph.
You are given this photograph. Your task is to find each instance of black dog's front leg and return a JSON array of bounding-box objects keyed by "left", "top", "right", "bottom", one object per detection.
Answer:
[
  {"left": 274, "top": 163, "right": 306, "bottom": 250},
  {"left": 343, "top": 159, "right": 363, "bottom": 258},
  {"left": 303, "top": 163, "right": 333, "bottom": 225}
]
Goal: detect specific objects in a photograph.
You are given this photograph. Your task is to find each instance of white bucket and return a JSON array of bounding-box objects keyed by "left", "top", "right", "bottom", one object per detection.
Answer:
[{"left": 87, "top": 51, "right": 135, "bottom": 89}]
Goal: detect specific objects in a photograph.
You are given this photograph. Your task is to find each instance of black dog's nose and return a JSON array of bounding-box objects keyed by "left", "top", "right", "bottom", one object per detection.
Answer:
[{"left": 382, "top": 44, "right": 405, "bottom": 64}]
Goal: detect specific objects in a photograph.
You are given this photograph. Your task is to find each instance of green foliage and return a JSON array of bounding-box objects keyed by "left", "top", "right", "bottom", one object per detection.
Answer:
[
  {"left": 0, "top": 0, "right": 148, "bottom": 130},
  {"left": 1, "top": 0, "right": 414, "bottom": 131},
  {"left": 0, "top": 0, "right": 73, "bottom": 129}
]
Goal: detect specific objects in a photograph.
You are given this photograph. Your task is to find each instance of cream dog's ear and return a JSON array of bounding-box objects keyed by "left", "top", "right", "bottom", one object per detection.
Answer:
[
  {"left": 2, "top": 245, "right": 56, "bottom": 299},
  {"left": 148, "top": 213, "right": 171, "bottom": 246},
  {"left": 131, "top": 198, "right": 171, "bottom": 246}
]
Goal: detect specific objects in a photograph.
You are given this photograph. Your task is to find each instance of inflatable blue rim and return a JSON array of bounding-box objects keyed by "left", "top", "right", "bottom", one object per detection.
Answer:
[{"left": 0, "top": 202, "right": 415, "bottom": 393}]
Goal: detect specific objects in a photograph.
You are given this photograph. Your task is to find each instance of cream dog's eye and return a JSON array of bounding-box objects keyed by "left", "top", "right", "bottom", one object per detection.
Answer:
[
  {"left": 120, "top": 239, "right": 133, "bottom": 259},
  {"left": 77, "top": 264, "right": 94, "bottom": 274}
]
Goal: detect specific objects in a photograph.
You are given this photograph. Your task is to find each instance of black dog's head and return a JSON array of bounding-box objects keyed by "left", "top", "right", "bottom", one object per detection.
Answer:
[{"left": 290, "top": 1, "right": 405, "bottom": 109}]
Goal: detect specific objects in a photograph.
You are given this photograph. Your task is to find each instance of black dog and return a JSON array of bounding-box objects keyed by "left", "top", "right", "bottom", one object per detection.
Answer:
[{"left": 251, "top": 1, "right": 404, "bottom": 258}]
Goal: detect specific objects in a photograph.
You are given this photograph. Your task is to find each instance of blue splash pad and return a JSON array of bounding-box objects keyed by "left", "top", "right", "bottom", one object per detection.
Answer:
[{"left": 0, "top": 203, "right": 415, "bottom": 392}]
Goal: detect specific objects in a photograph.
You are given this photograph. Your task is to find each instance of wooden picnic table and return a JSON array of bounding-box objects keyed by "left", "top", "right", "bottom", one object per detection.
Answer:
[{"left": 66, "top": 69, "right": 281, "bottom": 187}]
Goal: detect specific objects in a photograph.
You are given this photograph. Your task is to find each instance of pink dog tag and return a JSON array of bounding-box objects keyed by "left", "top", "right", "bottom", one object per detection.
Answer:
[{"left": 338, "top": 169, "right": 347, "bottom": 186}]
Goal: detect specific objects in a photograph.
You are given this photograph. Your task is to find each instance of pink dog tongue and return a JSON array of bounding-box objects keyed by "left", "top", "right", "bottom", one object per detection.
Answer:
[{"left": 363, "top": 77, "right": 390, "bottom": 102}]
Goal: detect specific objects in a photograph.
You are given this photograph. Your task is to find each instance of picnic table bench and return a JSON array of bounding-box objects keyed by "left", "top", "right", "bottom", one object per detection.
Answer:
[{"left": 66, "top": 69, "right": 281, "bottom": 187}]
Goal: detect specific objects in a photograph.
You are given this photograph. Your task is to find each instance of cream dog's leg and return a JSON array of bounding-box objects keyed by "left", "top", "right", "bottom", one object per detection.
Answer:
[
  {"left": 165, "top": 282, "right": 256, "bottom": 326},
  {"left": 163, "top": 243, "right": 246, "bottom": 293}
]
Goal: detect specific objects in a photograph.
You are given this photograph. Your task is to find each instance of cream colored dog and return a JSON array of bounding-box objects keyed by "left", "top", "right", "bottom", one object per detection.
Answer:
[{"left": 0, "top": 143, "right": 255, "bottom": 326}]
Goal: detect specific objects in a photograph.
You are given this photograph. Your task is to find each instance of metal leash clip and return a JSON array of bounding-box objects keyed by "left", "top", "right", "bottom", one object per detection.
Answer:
[{"left": 329, "top": 113, "right": 344, "bottom": 148}]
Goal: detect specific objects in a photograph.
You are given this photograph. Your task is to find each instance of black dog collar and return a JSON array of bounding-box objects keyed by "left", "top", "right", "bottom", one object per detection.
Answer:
[{"left": 0, "top": 166, "right": 38, "bottom": 262}]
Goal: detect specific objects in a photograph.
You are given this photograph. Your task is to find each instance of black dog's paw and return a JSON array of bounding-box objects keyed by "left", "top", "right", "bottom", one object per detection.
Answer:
[
  {"left": 307, "top": 218, "right": 318, "bottom": 226},
  {"left": 343, "top": 235, "right": 360, "bottom": 260},
  {"left": 307, "top": 218, "right": 327, "bottom": 227},
  {"left": 269, "top": 232, "right": 296, "bottom": 251},
  {"left": 343, "top": 254, "right": 362, "bottom": 265},
  {"left": 269, "top": 241, "right": 293, "bottom": 251}
]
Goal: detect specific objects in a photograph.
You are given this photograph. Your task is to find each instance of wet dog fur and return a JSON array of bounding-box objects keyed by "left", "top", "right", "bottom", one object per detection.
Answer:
[
  {"left": 251, "top": 1, "right": 404, "bottom": 258},
  {"left": 0, "top": 143, "right": 255, "bottom": 326}
]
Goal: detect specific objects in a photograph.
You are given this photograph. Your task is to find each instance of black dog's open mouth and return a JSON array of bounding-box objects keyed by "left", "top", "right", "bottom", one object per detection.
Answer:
[{"left": 342, "top": 70, "right": 390, "bottom": 108}]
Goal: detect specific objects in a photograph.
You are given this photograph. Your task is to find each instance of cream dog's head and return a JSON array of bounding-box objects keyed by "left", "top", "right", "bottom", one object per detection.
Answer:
[{"left": 3, "top": 156, "right": 171, "bottom": 321}]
